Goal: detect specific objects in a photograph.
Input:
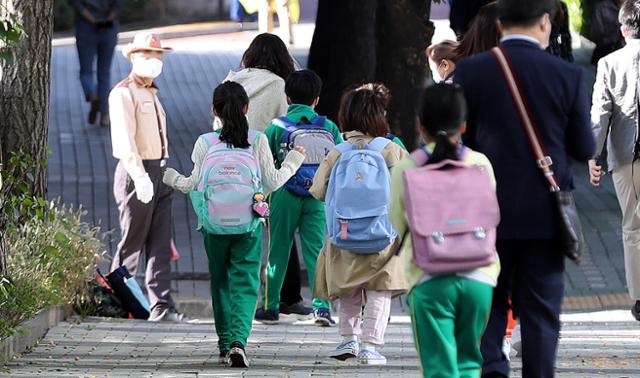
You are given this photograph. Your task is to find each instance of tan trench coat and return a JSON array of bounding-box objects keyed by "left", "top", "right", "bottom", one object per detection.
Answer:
[{"left": 309, "top": 131, "right": 410, "bottom": 301}]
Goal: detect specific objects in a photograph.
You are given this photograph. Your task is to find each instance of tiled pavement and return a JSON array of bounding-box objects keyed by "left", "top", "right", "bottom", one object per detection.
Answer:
[
  {"left": 3, "top": 314, "right": 640, "bottom": 377},
  {"left": 48, "top": 23, "right": 631, "bottom": 307}
]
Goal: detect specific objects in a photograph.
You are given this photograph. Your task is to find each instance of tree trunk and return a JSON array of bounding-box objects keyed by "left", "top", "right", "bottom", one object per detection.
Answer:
[
  {"left": 0, "top": 0, "right": 53, "bottom": 198},
  {"left": 308, "top": 0, "right": 434, "bottom": 150},
  {"left": 0, "top": 0, "right": 54, "bottom": 275}
]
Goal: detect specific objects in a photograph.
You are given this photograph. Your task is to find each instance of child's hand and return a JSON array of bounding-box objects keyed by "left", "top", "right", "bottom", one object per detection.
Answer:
[
  {"left": 293, "top": 146, "right": 306, "bottom": 155},
  {"left": 162, "top": 168, "right": 179, "bottom": 186}
]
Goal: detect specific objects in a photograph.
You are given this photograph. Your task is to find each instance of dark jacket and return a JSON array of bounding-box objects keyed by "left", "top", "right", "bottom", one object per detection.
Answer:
[
  {"left": 591, "top": 0, "right": 625, "bottom": 65},
  {"left": 449, "top": 0, "right": 493, "bottom": 37},
  {"left": 73, "top": 0, "right": 124, "bottom": 21},
  {"left": 454, "top": 39, "right": 595, "bottom": 240}
]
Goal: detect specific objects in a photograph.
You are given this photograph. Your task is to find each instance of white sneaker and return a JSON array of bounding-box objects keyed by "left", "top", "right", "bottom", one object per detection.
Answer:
[
  {"left": 329, "top": 340, "right": 359, "bottom": 361},
  {"left": 357, "top": 348, "right": 387, "bottom": 365},
  {"left": 511, "top": 324, "right": 522, "bottom": 356},
  {"left": 502, "top": 337, "right": 511, "bottom": 361}
]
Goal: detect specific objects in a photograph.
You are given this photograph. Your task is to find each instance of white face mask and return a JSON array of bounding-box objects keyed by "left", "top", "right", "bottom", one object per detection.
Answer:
[{"left": 133, "top": 57, "right": 163, "bottom": 79}]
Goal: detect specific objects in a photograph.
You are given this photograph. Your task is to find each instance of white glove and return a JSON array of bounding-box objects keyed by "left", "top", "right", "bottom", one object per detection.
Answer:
[{"left": 134, "top": 173, "right": 154, "bottom": 204}]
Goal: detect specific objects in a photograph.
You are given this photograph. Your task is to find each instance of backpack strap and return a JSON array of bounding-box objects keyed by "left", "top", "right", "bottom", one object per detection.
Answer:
[
  {"left": 201, "top": 132, "right": 220, "bottom": 148},
  {"left": 409, "top": 145, "right": 468, "bottom": 167},
  {"left": 247, "top": 129, "right": 262, "bottom": 146},
  {"left": 272, "top": 116, "right": 295, "bottom": 129},
  {"left": 367, "top": 137, "right": 392, "bottom": 153},
  {"left": 309, "top": 115, "right": 327, "bottom": 127},
  {"left": 410, "top": 148, "right": 429, "bottom": 166},
  {"left": 335, "top": 141, "right": 355, "bottom": 154}
]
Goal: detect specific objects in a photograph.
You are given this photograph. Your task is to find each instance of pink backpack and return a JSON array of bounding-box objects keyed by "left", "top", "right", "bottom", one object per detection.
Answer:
[{"left": 402, "top": 148, "right": 500, "bottom": 275}]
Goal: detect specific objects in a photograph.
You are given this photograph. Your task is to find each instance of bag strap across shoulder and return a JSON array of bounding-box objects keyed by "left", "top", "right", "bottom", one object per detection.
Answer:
[
  {"left": 492, "top": 46, "right": 560, "bottom": 193},
  {"left": 367, "top": 137, "right": 392, "bottom": 153}
]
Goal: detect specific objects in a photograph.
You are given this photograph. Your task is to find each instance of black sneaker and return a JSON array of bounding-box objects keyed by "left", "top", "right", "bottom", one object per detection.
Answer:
[
  {"left": 255, "top": 307, "right": 279, "bottom": 324},
  {"left": 280, "top": 301, "right": 313, "bottom": 321},
  {"left": 313, "top": 308, "right": 335, "bottom": 327},
  {"left": 218, "top": 350, "right": 229, "bottom": 365},
  {"left": 632, "top": 301, "right": 640, "bottom": 321},
  {"left": 228, "top": 341, "right": 249, "bottom": 368}
]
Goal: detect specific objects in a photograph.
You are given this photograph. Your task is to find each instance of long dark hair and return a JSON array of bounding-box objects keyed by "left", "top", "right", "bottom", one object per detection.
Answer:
[
  {"left": 454, "top": 2, "right": 500, "bottom": 59},
  {"left": 213, "top": 81, "right": 250, "bottom": 148},
  {"left": 338, "top": 83, "right": 391, "bottom": 138},
  {"left": 241, "top": 33, "right": 295, "bottom": 79},
  {"left": 418, "top": 84, "right": 467, "bottom": 165}
]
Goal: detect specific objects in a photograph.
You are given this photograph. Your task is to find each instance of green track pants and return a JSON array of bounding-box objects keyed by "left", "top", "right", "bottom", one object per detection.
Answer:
[
  {"left": 407, "top": 275, "right": 493, "bottom": 378},
  {"left": 203, "top": 226, "right": 262, "bottom": 351},
  {"left": 263, "top": 188, "right": 330, "bottom": 311}
]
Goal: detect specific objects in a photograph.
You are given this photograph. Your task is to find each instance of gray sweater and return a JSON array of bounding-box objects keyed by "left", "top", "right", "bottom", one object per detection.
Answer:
[
  {"left": 224, "top": 68, "right": 288, "bottom": 133},
  {"left": 591, "top": 39, "right": 640, "bottom": 172}
]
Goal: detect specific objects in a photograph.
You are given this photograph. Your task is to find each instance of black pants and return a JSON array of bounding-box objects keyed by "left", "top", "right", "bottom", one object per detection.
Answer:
[
  {"left": 281, "top": 243, "right": 303, "bottom": 306},
  {"left": 111, "top": 161, "right": 175, "bottom": 317},
  {"left": 481, "top": 240, "right": 565, "bottom": 378}
]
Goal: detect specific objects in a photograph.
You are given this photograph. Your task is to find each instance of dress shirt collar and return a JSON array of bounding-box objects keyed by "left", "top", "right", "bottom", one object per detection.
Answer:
[{"left": 501, "top": 34, "right": 542, "bottom": 48}]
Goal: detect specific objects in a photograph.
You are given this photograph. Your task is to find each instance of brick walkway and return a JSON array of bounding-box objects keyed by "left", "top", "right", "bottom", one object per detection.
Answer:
[
  {"left": 47, "top": 23, "right": 630, "bottom": 306},
  {"left": 3, "top": 314, "right": 640, "bottom": 377}
]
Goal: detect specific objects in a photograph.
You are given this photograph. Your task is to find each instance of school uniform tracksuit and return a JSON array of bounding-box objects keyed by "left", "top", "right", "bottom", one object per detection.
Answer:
[
  {"left": 263, "top": 104, "right": 343, "bottom": 312},
  {"left": 390, "top": 146, "right": 500, "bottom": 377}
]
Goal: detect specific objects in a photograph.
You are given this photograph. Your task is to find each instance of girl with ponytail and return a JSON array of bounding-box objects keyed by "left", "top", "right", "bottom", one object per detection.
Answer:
[
  {"left": 310, "top": 83, "right": 409, "bottom": 365},
  {"left": 389, "top": 83, "right": 500, "bottom": 376},
  {"left": 162, "top": 81, "right": 305, "bottom": 368}
]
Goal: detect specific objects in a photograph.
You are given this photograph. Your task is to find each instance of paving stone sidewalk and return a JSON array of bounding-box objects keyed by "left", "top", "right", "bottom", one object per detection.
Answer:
[{"left": 3, "top": 315, "right": 640, "bottom": 377}]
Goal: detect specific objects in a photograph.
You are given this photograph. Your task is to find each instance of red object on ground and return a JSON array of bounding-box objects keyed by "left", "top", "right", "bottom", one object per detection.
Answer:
[
  {"left": 170, "top": 239, "right": 181, "bottom": 261},
  {"left": 506, "top": 309, "right": 516, "bottom": 337}
]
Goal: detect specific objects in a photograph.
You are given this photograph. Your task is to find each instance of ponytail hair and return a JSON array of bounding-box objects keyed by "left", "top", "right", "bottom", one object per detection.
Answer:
[
  {"left": 212, "top": 81, "right": 250, "bottom": 148},
  {"left": 418, "top": 83, "right": 467, "bottom": 165}
]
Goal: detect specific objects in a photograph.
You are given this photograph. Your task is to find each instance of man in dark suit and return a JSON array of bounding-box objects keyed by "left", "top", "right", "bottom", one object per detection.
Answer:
[{"left": 454, "top": 0, "right": 595, "bottom": 377}]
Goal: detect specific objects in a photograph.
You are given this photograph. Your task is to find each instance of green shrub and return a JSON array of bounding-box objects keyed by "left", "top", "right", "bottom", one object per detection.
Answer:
[
  {"left": 0, "top": 153, "right": 105, "bottom": 338},
  {"left": 0, "top": 202, "right": 105, "bottom": 338}
]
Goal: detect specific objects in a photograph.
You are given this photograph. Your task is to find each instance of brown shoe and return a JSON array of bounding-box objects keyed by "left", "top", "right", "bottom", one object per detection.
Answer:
[{"left": 100, "top": 112, "right": 110, "bottom": 128}]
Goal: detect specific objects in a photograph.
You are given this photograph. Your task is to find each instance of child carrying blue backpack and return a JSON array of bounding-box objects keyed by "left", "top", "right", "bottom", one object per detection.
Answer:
[
  {"left": 162, "top": 81, "right": 305, "bottom": 368},
  {"left": 257, "top": 70, "right": 343, "bottom": 326},
  {"left": 310, "top": 83, "right": 409, "bottom": 365}
]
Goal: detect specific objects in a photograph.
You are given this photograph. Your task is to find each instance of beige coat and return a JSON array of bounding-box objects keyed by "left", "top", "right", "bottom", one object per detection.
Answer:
[{"left": 309, "top": 131, "right": 410, "bottom": 300}]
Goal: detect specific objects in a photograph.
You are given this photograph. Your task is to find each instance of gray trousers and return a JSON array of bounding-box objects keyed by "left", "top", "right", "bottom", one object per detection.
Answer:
[
  {"left": 111, "top": 160, "right": 175, "bottom": 316},
  {"left": 612, "top": 162, "right": 640, "bottom": 299}
]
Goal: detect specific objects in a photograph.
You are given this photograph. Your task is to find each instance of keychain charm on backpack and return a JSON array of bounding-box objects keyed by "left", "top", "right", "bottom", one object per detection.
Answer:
[{"left": 252, "top": 193, "right": 271, "bottom": 219}]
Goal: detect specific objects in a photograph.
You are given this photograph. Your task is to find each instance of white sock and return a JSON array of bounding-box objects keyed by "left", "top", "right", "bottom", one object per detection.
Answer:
[
  {"left": 362, "top": 342, "right": 376, "bottom": 351},
  {"left": 342, "top": 335, "right": 357, "bottom": 343}
]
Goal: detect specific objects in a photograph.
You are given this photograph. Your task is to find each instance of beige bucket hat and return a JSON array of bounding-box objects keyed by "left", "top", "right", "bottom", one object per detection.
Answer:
[{"left": 122, "top": 32, "right": 174, "bottom": 58}]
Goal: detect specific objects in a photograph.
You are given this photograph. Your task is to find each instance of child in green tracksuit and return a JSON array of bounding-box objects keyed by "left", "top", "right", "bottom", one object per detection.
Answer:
[
  {"left": 255, "top": 69, "right": 343, "bottom": 326},
  {"left": 163, "top": 81, "right": 305, "bottom": 368},
  {"left": 390, "top": 84, "right": 500, "bottom": 377}
]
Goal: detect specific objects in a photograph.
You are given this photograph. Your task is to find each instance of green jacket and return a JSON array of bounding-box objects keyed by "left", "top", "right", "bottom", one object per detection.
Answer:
[{"left": 265, "top": 104, "right": 343, "bottom": 167}]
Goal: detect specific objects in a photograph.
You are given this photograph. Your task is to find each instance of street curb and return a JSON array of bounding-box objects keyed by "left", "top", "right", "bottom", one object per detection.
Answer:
[
  {"left": 0, "top": 305, "right": 73, "bottom": 363},
  {"left": 52, "top": 21, "right": 259, "bottom": 48}
]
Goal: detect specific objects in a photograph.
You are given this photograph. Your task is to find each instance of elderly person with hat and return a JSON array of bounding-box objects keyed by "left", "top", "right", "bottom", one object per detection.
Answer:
[{"left": 108, "top": 32, "right": 184, "bottom": 322}]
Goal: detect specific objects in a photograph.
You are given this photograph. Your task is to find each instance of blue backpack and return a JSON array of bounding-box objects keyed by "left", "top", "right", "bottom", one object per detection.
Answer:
[
  {"left": 325, "top": 137, "right": 396, "bottom": 254},
  {"left": 274, "top": 115, "right": 336, "bottom": 197}
]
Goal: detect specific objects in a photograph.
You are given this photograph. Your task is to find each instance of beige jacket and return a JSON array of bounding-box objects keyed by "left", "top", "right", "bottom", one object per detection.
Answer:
[
  {"left": 109, "top": 74, "right": 169, "bottom": 180},
  {"left": 310, "top": 131, "right": 409, "bottom": 300}
]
